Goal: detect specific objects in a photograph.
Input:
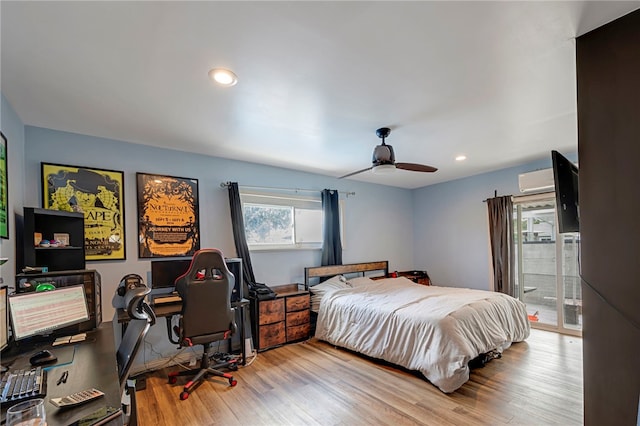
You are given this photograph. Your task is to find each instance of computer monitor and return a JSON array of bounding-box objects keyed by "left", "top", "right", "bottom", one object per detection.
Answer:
[
  {"left": 151, "top": 259, "right": 192, "bottom": 289},
  {"left": 0, "top": 286, "right": 8, "bottom": 351},
  {"left": 8, "top": 285, "right": 89, "bottom": 341}
]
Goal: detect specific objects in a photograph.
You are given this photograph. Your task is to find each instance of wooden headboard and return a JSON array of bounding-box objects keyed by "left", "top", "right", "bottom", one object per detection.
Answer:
[{"left": 304, "top": 261, "right": 388, "bottom": 289}]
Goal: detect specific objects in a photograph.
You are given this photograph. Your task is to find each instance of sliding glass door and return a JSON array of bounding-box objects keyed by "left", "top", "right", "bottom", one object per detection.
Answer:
[{"left": 513, "top": 193, "right": 582, "bottom": 335}]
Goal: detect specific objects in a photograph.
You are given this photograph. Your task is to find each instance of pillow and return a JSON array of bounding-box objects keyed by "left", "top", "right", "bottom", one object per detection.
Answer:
[
  {"left": 309, "top": 275, "right": 349, "bottom": 312},
  {"left": 346, "top": 276, "right": 375, "bottom": 288}
]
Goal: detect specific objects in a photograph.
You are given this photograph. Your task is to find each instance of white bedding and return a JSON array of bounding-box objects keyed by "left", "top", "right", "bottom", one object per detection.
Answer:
[{"left": 315, "top": 277, "right": 530, "bottom": 393}]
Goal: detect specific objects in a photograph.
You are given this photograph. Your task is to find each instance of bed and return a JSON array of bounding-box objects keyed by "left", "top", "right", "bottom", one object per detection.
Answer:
[{"left": 304, "top": 261, "right": 530, "bottom": 393}]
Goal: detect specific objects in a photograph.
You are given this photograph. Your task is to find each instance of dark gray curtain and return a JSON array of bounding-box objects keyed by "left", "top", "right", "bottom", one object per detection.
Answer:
[
  {"left": 227, "top": 182, "right": 257, "bottom": 287},
  {"left": 487, "top": 195, "right": 514, "bottom": 296},
  {"left": 321, "top": 189, "right": 342, "bottom": 266}
]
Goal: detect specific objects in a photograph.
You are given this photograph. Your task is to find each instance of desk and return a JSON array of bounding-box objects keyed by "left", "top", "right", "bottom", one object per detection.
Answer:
[
  {"left": 116, "top": 298, "right": 250, "bottom": 366},
  {"left": 1, "top": 322, "right": 122, "bottom": 426}
]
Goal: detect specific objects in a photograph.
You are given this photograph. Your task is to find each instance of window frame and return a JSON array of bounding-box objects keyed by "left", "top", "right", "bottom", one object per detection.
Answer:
[{"left": 240, "top": 190, "right": 345, "bottom": 252}]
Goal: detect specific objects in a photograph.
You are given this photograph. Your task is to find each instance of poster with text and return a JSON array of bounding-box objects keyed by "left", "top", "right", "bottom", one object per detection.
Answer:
[
  {"left": 136, "top": 173, "right": 200, "bottom": 258},
  {"left": 0, "top": 133, "right": 8, "bottom": 239},
  {"left": 41, "top": 163, "right": 125, "bottom": 260}
]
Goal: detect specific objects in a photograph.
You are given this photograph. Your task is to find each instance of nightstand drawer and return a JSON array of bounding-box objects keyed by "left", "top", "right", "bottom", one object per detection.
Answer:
[
  {"left": 286, "top": 294, "right": 309, "bottom": 311},
  {"left": 259, "top": 321, "right": 286, "bottom": 348},
  {"left": 258, "top": 298, "right": 285, "bottom": 325},
  {"left": 287, "top": 309, "right": 309, "bottom": 326},
  {"left": 287, "top": 323, "right": 310, "bottom": 342}
]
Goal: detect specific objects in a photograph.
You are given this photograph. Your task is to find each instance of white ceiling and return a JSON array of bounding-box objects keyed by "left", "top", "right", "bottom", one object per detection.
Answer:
[{"left": 2, "top": 1, "right": 638, "bottom": 189}]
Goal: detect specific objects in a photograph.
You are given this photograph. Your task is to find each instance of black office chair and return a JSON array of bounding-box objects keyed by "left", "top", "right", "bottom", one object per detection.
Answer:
[
  {"left": 168, "top": 248, "right": 239, "bottom": 400},
  {"left": 116, "top": 284, "right": 156, "bottom": 425}
]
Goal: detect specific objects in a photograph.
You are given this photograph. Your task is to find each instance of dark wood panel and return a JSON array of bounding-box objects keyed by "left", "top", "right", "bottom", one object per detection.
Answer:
[{"left": 577, "top": 9, "right": 640, "bottom": 425}]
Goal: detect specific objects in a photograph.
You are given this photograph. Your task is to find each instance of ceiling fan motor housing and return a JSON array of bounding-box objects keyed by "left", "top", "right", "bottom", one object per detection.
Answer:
[{"left": 372, "top": 144, "right": 395, "bottom": 165}]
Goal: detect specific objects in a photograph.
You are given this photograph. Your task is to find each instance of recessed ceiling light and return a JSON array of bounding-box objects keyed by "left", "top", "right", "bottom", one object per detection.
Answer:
[
  {"left": 455, "top": 155, "right": 467, "bottom": 161},
  {"left": 208, "top": 68, "right": 238, "bottom": 86}
]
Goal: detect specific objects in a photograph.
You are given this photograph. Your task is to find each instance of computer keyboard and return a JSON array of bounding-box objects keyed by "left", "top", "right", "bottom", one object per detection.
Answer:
[{"left": 0, "top": 367, "right": 47, "bottom": 406}]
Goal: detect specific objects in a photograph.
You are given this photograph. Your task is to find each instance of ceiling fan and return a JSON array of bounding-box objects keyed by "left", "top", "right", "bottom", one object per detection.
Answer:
[{"left": 339, "top": 127, "right": 438, "bottom": 179}]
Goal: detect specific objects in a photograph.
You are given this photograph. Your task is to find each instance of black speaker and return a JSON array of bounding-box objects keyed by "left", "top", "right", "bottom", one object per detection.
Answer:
[{"left": 225, "top": 258, "right": 243, "bottom": 303}]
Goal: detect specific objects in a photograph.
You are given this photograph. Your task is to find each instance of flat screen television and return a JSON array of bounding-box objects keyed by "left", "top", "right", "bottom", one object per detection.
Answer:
[
  {"left": 552, "top": 150, "right": 579, "bottom": 233},
  {"left": 151, "top": 259, "right": 192, "bottom": 289}
]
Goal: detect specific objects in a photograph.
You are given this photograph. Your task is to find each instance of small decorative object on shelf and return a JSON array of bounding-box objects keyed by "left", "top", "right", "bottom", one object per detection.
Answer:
[
  {"left": 39, "top": 240, "right": 51, "bottom": 248},
  {"left": 34, "top": 232, "right": 43, "bottom": 246},
  {"left": 53, "top": 233, "right": 69, "bottom": 247}
]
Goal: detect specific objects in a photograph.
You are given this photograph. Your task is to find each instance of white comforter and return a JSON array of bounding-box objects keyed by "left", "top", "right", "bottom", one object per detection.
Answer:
[{"left": 315, "top": 277, "right": 530, "bottom": 393}]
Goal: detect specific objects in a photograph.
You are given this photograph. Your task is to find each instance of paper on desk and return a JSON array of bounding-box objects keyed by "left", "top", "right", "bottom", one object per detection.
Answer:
[{"left": 53, "top": 333, "right": 87, "bottom": 346}]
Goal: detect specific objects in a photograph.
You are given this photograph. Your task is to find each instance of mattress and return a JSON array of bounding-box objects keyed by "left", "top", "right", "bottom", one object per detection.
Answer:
[{"left": 315, "top": 277, "right": 530, "bottom": 392}]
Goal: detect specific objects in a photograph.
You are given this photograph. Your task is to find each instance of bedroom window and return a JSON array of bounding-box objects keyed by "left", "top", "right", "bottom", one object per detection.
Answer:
[{"left": 240, "top": 191, "right": 343, "bottom": 251}]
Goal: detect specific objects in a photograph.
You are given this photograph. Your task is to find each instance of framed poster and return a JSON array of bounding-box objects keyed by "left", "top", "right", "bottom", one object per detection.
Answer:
[
  {"left": 136, "top": 173, "right": 200, "bottom": 258},
  {"left": 41, "top": 163, "right": 125, "bottom": 261},
  {"left": 0, "top": 132, "right": 8, "bottom": 239}
]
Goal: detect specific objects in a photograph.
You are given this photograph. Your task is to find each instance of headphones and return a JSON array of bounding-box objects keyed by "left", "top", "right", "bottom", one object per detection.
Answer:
[
  {"left": 35, "top": 282, "right": 56, "bottom": 292},
  {"left": 117, "top": 274, "right": 145, "bottom": 296}
]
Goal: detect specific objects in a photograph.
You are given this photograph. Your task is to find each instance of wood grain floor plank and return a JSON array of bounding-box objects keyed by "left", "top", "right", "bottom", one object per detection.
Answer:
[{"left": 136, "top": 329, "right": 582, "bottom": 425}]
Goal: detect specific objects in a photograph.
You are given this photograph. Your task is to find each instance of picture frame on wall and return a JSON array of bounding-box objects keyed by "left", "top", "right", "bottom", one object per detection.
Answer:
[
  {"left": 41, "top": 163, "right": 126, "bottom": 261},
  {"left": 0, "top": 132, "right": 8, "bottom": 239},
  {"left": 136, "top": 172, "right": 200, "bottom": 258}
]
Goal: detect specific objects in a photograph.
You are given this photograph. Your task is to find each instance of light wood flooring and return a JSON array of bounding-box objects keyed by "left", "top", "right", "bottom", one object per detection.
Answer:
[{"left": 136, "top": 329, "right": 583, "bottom": 425}]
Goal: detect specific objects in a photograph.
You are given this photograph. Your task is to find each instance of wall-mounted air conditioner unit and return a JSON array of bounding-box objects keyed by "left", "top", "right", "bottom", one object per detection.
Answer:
[{"left": 518, "top": 168, "right": 555, "bottom": 193}]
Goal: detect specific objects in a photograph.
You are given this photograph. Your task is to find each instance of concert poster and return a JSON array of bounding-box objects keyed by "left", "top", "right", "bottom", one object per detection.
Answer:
[
  {"left": 0, "top": 133, "right": 8, "bottom": 239},
  {"left": 136, "top": 173, "right": 200, "bottom": 258},
  {"left": 41, "top": 163, "right": 125, "bottom": 260}
]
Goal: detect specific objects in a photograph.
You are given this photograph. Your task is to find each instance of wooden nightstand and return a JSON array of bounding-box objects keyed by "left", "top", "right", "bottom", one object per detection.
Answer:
[
  {"left": 395, "top": 270, "right": 431, "bottom": 285},
  {"left": 250, "top": 283, "right": 310, "bottom": 351}
]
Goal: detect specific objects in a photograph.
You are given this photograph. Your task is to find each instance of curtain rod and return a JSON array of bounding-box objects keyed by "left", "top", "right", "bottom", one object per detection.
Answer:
[
  {"left": 219, "top": 182, "right": 356, "bottom": 197},
  {"left": 483, "top": 191, "right": 554, "bottom": 202},
  {"left": 483, "top": 190, "right": 500, "bottom": 202}
]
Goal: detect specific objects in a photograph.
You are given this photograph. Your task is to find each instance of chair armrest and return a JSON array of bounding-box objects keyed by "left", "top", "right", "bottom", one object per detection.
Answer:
[{"left": 165, "top": 315, "right": 180, "bottom": 345}]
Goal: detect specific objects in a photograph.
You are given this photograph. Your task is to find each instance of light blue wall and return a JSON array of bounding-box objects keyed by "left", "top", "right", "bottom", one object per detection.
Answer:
[
  {"left": 412, "top": 154, "right": 576, "bottom": 291},
  {"left": 0, "top": 94, "right": 26, "bottom": 285},
  {"left": 10, "top": 93, "right": 579, "bottom": 367},
  {"left": 23, "top": 126, "right": 415, "bottom": 319}
]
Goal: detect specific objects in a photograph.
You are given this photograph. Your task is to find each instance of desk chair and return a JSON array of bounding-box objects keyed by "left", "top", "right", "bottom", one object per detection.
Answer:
[
  {"left": 116, "top": 285, "right": 156, "bottom": 425},
  {"left": 168, "top": 249, "right": 239, "bottom": 401}
]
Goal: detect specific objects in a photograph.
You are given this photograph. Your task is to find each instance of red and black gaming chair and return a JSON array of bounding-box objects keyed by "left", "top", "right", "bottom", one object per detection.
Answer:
[{"left": 167, "top": 249, "right": 239, "bottom": 400}]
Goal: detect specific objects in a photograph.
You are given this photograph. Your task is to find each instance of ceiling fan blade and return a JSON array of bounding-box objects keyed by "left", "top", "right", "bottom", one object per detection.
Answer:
[
  {"left": 395, "top": 162, "right": 438, "bottom": 173},
  {"left": 338, "top": 166, "right": 374, "bottom": 179}
]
